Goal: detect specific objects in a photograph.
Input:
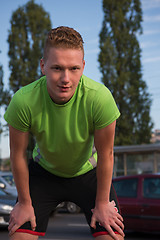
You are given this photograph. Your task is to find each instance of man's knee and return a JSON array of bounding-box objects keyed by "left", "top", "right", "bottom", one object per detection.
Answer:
[
  {"left": 95, "top": 234, "right": 124, "bottom": 240},
  {"left": 9, "top": 232, "right": 39, "bottom": 240}
]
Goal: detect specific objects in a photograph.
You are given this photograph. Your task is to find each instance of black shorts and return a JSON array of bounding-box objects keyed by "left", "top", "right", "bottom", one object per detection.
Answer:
[{"left": 16, "top": 160, "right": 121, "bottom": 238}]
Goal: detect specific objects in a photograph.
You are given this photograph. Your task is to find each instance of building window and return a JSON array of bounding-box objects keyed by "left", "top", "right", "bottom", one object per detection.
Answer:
[
  {"left": 157, "top": 153, "right": 160, "bottom": 172},
  {"left": 114, "top": 155, "right": 124, "bottom": 176},
  {"left": 126, "top": 154, "right": 154, "bottom": 175}
]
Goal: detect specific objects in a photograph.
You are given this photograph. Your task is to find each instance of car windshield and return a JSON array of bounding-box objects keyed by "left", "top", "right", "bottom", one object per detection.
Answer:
[{"left": 2, "top": 175, "right": 15, "bottom": 187}]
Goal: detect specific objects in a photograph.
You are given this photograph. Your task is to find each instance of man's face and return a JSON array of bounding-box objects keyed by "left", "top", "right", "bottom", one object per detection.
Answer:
[{"left": 40, "top": 47, "right": 85, "bottom": 104}]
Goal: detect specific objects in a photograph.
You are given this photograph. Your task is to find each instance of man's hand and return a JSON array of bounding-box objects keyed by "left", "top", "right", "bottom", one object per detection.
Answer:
[
  {"left": 8, "top": 202, "right": 36, "bottom": 236},
  {"left": 90, "top": 200, "right": 124, "bottom": 240}
]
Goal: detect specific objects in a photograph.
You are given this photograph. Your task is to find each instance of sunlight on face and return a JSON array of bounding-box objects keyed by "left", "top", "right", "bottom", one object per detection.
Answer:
[{"left": 40, "top": 48, "right": 85, "bottom": 104}]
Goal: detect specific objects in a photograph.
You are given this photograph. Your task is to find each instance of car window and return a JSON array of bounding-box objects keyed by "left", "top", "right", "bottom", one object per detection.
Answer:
[
  {"left": 0, "top": 188, "right": 7, "bottom": 196},
  {"left": 113, "top": 178, "right": 138, "bottom": 198},
  {"left": 2, "top": 175, "right": 15, "bottom": 187},
  {"left": 143, "top": 177, "right": 160, "bottom": 199}
]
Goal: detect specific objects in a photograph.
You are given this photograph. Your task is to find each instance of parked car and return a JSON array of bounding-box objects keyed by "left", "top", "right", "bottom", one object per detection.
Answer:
[
  {"left": 0, "top": 188, "right": 16, "bottom": 226},
  {"left": 112, "top": 173, "right": 160, "bottom": 233},
  {"left": 0, "top": 171, "right": 17, "bottom": 197}
]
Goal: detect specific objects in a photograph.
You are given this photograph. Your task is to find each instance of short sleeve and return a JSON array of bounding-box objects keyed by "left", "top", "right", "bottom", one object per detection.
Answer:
[
  {"left": 4, "top": 90, "right": 31, "bottom": 132},
  {"left": 93, "top": 85, "right": 120, "bottom": 129}
]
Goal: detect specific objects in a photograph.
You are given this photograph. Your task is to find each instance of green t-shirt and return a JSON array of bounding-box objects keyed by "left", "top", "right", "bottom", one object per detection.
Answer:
[{"left": 4, "top": 75, "right": 120, "bottom": 177}]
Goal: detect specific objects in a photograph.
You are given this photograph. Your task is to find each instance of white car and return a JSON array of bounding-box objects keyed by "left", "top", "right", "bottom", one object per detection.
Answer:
[
  {"left": 0, "top": 171, "right": 17, "bottom": 197},
  {"left": 0, "top": 188, "right": 16, "bottom": 226}
]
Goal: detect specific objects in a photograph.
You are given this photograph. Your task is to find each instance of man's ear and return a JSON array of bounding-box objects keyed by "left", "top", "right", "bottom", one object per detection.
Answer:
[
  {"left": 40, "top": 58, "right": 45, "bottom": 75},
  {"left": 82, "top": 59, "right": 85, "bottom": 71}
]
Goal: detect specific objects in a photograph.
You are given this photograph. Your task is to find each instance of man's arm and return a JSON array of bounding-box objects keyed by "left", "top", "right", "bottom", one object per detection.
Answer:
[
  {"left": 8, "top": 125, "right": 36, "bottom": 236},
  {"left": 90, "top": 121, "right": 124, "bottom": 240}
]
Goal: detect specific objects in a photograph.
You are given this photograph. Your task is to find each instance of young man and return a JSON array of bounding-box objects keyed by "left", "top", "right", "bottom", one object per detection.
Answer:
[{"left": 4, "top": 26, "right": 124, "bottom": 240}]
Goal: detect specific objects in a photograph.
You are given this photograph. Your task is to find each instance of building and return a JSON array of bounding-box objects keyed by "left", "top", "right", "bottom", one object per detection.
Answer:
[
  {"left": 114, "top": 143, "right": 160, "bottom": 177},
  {"left": 151, "top": 129, "right": 160, "bottom": 143}
]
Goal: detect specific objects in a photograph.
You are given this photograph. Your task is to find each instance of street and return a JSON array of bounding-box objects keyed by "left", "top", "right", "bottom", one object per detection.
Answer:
[{"left": 0, "top": 213, "right": 160, "bottom": 240}]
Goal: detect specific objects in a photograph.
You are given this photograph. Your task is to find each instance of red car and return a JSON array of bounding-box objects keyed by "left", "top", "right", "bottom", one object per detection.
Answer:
[{"left": 112, "top": 174, "right": 160, "bottom": 233}]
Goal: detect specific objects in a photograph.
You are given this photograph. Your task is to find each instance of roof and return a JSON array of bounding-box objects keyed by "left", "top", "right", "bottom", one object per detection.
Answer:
[
  {"left": 114, "top": 143, "right": 160, "bottom": 154},
  {"left": 113, "top": 173, "right": 160, "bottom": 180}
]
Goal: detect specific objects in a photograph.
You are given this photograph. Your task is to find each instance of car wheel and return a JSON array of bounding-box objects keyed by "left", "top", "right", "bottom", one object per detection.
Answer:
[{"left": 66, "top": 202, "right": 80, "bottom": 213}]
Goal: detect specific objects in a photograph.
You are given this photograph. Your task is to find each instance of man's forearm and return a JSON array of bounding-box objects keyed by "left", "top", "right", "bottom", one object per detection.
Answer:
[
  {"left": 95, "top": 152, "right": 114, "bottom": 206},
  {"left": 11, "top": 155, "right": 31, "bottom": 204}
]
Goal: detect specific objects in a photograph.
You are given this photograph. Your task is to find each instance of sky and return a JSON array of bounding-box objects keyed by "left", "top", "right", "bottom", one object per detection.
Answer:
[{"left": 0, "top": 0, "right": 160, "bottom": 158}]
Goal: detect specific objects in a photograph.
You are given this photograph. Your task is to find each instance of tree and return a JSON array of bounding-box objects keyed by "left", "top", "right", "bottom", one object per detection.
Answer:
[
  {"left": 7, "top": 0, "right": 52, "bottom": 157},
  {"left": 0, "top": 62, "right": 4, "bottom": 106},
  {"left": 0, "top": 61, "right": 4, "bottom": 135},
  {"left": 0, "top": 53, "right": 11, "bottom": 134},
  {"left": 98, "top": 0, "right": 153, "bottom": 145},
  {"left": 7, "top": 0, "right": 52, "bottom": 93}
]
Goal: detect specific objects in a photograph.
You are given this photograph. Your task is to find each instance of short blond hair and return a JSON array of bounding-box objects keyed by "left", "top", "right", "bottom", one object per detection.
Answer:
[{"left": 43, "top": 26, "right": 84, "bottom": 61}]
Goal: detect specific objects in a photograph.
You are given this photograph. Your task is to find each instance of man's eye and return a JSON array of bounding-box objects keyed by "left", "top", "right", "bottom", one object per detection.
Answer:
[
  {"left": 71, "top": 67, "right": 79, "bottom": 71},
  {"left": 52, "top": 66, "right": 61, "bottom": 71}
]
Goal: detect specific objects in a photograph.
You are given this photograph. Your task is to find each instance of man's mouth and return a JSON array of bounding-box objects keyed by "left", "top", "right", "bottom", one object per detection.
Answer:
[{"left": 58, "top": 86, "right": 70, "bottom": 92}]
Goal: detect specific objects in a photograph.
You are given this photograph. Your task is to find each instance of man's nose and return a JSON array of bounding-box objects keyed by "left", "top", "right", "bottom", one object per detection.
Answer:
[{"left": 61, "top": 70, "right": 70, "bottom": 84}]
